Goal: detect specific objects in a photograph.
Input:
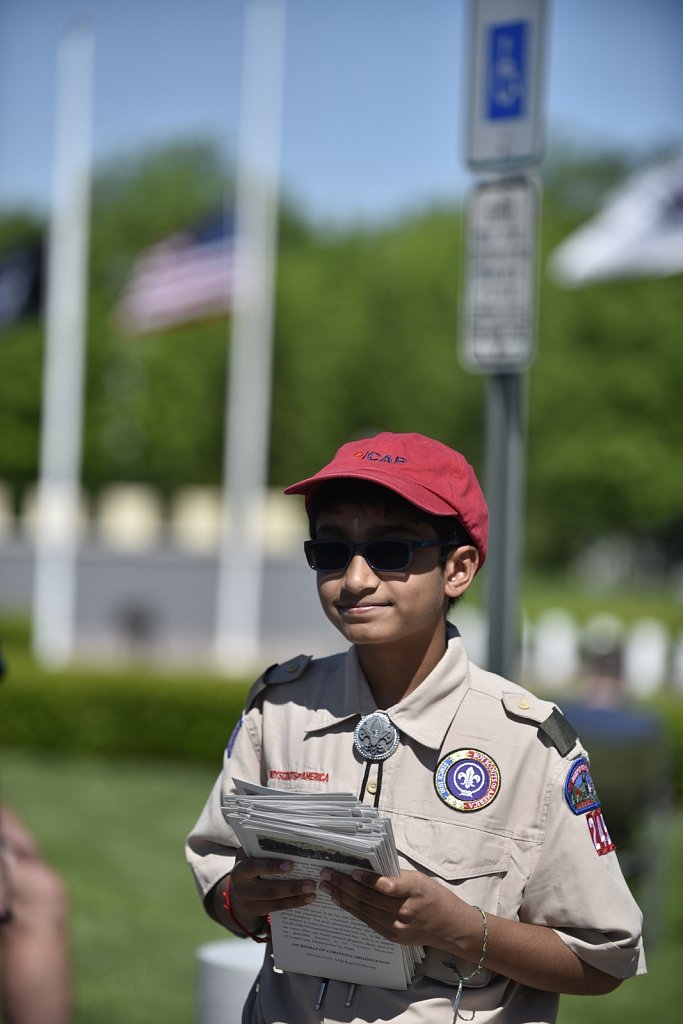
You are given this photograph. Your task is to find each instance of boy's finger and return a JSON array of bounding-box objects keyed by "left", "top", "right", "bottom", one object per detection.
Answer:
[
  {"left": 319, "top": 867, "right": 379, "bottom": 888},
  {"left": 238, "top": 858, "right": 294, "bottom": 879}
]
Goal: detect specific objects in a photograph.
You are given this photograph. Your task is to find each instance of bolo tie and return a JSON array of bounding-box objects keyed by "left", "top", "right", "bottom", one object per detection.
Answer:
[{"left": 353, "top": 710, "right": 400, "bottom": 807}]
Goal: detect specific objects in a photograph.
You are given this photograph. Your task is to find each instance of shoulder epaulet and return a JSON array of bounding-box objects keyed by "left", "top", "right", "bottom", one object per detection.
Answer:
[
  {"left": 538, "top": 707, "right": 579, "bottom": 756},
  {"left": 501, "top": 692, "right": 579, "bottom": 756},
  {"left": 244, "top": 654, "right": 312, "bottom": 710}
]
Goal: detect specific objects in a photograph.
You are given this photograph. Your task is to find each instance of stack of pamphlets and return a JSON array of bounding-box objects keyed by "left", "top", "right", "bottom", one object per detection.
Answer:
[{"left": 222, "top": 779, "right": 424, "bottom": 990}]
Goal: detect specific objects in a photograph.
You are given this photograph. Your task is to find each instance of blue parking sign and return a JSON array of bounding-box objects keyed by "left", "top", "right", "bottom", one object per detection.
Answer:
[
  {"left": 467, "top": 0, "right": 546, "bottom": 169},
  {"left": 487, "top": 22, "right": 527, "bottom": 121}
]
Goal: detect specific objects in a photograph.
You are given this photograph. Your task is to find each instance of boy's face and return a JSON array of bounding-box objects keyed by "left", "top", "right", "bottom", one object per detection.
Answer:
[{"left": 312, "top": 500, "right": 472, "bottom": 651}]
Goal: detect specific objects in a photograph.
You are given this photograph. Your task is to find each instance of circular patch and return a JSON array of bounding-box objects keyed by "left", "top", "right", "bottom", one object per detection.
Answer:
[
  {"left": 564, "top": 757, "right": 601, "bottom": 815},
  {"left": 434, "top": 748, "right": 501, "bottom": 812},
  {"left": 354, "top": 711, "right": 400, "bottom": 762}
]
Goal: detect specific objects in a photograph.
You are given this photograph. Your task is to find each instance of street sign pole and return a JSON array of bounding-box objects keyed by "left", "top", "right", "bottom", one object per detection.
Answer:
[
  {"left": 459, "top": 175, "right": 537, "bottom": 680},
  {"left": 461, "top": 0, "right": 547, "bottom": 681},
  {"left": 484, "top": 373, "right": 526, "bottom": 679}
]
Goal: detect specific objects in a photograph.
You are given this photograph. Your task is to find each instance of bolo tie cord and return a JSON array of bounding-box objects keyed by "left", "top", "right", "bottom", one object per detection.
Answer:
[{"left": 358, "top": 759, "right": 384, "bottom": 808}]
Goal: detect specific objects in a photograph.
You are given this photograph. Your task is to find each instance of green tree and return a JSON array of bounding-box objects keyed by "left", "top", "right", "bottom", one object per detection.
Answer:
[{"left": 271, "top": 209, "right": 485, "bottom": 485}]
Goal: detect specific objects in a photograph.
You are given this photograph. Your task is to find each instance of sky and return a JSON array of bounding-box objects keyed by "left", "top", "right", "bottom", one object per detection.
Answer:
[{"left": 0, "top": 0, "right": 681, "bottom": 227}]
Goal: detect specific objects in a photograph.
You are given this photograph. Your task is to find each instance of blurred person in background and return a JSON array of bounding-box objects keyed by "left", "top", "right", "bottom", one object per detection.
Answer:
[
  {"left": 0, "top": 804, "right": 72, "bottom": 1024},
  {"left": 1, "top": 638, "right": 72, "bottom": 1024}
]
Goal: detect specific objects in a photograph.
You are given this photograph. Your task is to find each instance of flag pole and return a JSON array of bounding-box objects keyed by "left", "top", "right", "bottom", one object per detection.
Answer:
[
  {"left": 214, "top": 0, "right": 287, "bottom": 672},
  {"left": 33, "top": 16, "right": 94, "bottom": 669}
]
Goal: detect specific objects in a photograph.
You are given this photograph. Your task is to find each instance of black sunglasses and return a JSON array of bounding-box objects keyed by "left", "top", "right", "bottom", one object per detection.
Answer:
[{"left": 304, "top": 538, "right": 459, "bottom": 574}]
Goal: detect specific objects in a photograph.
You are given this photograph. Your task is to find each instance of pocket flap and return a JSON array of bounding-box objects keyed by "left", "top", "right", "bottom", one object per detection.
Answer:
[{"left": 391, "top": 813, "right": 511, "bottom": 880}]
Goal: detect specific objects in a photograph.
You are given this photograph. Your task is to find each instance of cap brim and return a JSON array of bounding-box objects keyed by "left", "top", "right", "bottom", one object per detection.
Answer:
[{"left": 284, "top": 468, "right": 458, "bottom": 517}]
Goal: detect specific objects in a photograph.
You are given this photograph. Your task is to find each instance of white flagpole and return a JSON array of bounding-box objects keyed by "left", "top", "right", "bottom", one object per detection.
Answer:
[
  {"left": 33, "top": 16, "right": 94, "bottom": 669},
  {"left": 214, "top": 0, "right": 287, "bottom": 672}
]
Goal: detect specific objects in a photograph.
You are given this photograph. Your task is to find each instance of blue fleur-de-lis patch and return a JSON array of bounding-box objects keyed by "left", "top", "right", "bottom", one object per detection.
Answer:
[{"left": 434, "top": 748, "right": 501, "bottom": 812}]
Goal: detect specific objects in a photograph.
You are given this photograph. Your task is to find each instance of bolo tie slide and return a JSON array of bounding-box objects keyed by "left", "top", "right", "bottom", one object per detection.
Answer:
[{"left": 353, "top": 710, "right": 399, "bottom": 806}]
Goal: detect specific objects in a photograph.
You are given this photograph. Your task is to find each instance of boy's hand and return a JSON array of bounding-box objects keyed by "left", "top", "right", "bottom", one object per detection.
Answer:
[
  {"left": 319, "top": 866, "right": 460, "bottom": 950},
  {"left": 224, "top": 855, "right": 317, "bottom": 929}
]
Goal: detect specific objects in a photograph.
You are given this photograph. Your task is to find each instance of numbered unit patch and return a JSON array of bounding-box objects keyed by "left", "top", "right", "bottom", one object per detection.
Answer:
[
  {"left": 434, "top": 748, "right": 501, "bottom": 812},
  {"left": 586, "top": 808, "right": 616, "bottom": 856},
  {"left": 564, "top": 757, "right": 601, "bottom": 815}
]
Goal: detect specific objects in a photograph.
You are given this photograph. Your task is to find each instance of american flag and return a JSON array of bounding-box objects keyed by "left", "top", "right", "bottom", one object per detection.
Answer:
[{"left": 115, "top": 211, "right": 236, "bottom": 334}]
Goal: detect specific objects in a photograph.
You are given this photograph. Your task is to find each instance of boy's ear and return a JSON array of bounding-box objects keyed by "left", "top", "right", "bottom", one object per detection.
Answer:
[{"left": 443, "top": 545, "right": 479, "bottom": 599}]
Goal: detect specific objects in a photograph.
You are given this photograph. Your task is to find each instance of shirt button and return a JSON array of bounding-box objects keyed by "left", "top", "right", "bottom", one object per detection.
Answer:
[
  {"left": 517, "top": 699, "right": 531, "bottom": 710},
  {"left": 366, "top": 779, "right": 378, "bottom": 795}
]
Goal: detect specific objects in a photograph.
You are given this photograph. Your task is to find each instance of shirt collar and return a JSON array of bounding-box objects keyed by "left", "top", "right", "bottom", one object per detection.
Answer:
[
  {"left": 386, "top": 624, "right": 471, "bottom": 749},
  {"left": 306, "top": 624, "right": 471, "bottom": 751}
]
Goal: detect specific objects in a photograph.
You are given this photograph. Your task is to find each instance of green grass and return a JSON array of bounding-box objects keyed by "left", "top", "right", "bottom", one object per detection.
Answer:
[
  {"left": 1, "top": 748, "right": 682, "bottom": 1023},
  {"left": 0, "top": 749, "right": 224, "bottom": 1024},
  {"left": 558, "top": 814, "right": 683, "bottom": 1023}
]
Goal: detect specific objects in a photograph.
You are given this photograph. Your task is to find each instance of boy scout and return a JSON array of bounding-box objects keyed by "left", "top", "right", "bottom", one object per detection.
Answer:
[{"left": 186, "top": 431, "right": 645, "bottom": 1023}]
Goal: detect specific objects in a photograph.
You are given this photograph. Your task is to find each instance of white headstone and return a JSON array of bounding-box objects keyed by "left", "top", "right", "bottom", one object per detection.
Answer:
[
  {"left": 623, "top": 618, "right": 669, "bottom": 698},
  {"left": 170, "top": 487, "right": 222, "bottom": 552},
  {"left": 97, "top": 484, "right": 163, "bottom": 550},
  {"left": 531, "top": 608, "right": 580, "bottom": 689}
]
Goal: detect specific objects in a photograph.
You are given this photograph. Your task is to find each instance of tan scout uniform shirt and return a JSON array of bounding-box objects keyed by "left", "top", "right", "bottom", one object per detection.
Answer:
[{"left": 186, "top": 627, "right": 645, "bottom": 1024}]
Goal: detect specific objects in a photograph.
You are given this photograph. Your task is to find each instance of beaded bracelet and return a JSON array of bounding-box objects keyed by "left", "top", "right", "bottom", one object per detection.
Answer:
[
  {"left": 443, "top": 904, "right": 488, "bottom": 1022},
  {"left": 221, "top": 875, "right": 271, "bottom": 944}
]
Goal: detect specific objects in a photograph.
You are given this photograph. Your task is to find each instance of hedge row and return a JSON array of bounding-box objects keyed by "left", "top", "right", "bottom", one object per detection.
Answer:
[
  {"left": 2, "top": 650, "right": 683, "bottom": 803},
  {"left": 0, "top": 658, "right": 251, "bottom": 765}
]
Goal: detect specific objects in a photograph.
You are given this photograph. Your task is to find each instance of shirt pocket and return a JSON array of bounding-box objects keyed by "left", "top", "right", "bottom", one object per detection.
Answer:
[{"left": 392, "top": 813, "right": 511, "bottom": 898}]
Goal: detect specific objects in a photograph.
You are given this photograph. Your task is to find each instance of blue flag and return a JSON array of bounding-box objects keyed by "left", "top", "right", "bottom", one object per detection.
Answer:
[{"left": 0, "top": 241, "right": 43, "bottom": 329}]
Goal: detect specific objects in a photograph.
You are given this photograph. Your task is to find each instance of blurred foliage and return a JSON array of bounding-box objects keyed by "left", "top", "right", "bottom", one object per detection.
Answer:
[
  {"left": 0, "top": 141, "right": 682, "bottom": 567},
  {"left": 271, "top": 208, "right": 485, "bottom": 485},
  {"left": 0, "top": 656, "right": 248, "bottom": 766}
]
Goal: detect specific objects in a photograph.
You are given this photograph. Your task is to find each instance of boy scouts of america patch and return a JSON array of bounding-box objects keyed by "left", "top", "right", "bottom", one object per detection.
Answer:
[
  {"left": 226, "top": 715, "right": 243, "bottom": 758},
  {"left": 434, "top": 749, "right": 500, "bottom": 812},
  {"left": 564, "top": 757, "right": 601, "bottom": 814}
]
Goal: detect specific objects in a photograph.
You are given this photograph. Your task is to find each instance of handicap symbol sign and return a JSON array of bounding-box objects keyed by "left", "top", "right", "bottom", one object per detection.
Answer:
[{"left": 487, "top": 21, "right": 528, "bottom": 121}]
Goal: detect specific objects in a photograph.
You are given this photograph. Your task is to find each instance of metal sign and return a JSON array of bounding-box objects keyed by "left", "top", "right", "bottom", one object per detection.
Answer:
[
  {"left": 459, "top": 176, "right": 538, "bottom": 373},
  {"left": 466, "top": 0, "right": 547, "bottom": 170}
]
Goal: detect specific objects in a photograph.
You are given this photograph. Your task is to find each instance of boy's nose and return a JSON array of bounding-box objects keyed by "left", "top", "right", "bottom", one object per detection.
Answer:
[{"left": 343, "top": 551, "right": 379, "bottom": 589}]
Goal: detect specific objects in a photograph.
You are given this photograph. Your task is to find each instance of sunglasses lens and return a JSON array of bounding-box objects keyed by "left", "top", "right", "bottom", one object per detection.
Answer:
[
  {"left": 305, "top": 539, "right": 416, "bottom": 572},
  {"left": 366, "top": 541, "right": 411, "bottom": 571},
  {"left": 306, "top": 541, "right": 349, "bottom": 571}
]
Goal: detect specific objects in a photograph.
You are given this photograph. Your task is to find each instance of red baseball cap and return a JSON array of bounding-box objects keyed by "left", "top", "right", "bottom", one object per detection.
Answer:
[{"left": 284, "top": 431, "right": 488, "bottom": 567}]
